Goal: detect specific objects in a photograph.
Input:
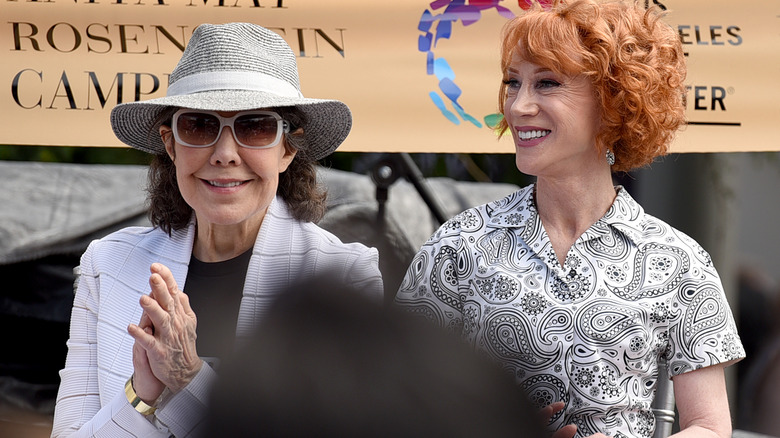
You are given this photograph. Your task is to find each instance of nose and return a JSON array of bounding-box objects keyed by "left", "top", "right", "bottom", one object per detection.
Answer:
[
  {"left": 210, "top": 126, "right": 242, "bottom": 166},
  {"left": 507, "top": 86, "right": 539, "bottom": 117}
]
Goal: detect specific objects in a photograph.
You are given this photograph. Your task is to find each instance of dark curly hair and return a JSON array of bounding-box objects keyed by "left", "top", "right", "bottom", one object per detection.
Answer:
[
  {"left": 497, "top": 0, "right": 687, "bottom": 172},
  {"left": 147, "top": 106, "right": 327, "bottom": 234}
]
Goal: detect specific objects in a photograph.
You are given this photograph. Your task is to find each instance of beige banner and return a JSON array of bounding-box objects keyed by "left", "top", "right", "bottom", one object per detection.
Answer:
[{"left": 2, "top": 0, "right": 778, "bottom": 153}]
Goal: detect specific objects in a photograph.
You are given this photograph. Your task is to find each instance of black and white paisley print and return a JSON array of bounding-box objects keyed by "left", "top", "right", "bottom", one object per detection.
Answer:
[{"left": 395, "top": 184, "right": 744, "bottom": 438}]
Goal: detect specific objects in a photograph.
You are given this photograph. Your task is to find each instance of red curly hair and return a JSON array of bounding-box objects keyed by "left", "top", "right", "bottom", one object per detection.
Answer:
[{"left": 497, "top": 0, "right": 686, "bottom": 171}]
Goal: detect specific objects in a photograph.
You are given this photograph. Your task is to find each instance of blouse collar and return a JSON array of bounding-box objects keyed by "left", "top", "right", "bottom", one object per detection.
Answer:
[{"left": 485, "top": 184, "right": 648, "bottom": 247}]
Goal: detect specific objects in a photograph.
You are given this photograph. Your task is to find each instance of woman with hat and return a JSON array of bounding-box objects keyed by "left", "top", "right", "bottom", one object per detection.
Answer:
[
  {"left": 395, "top": 1, "right": 744, "bottom": 437},
  {"left": 51, "top": 22, "right": 383, "bottom": 437}
]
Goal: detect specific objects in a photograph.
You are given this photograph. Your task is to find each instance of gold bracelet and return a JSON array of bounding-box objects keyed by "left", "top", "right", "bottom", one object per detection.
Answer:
[{"left": 124, "top": 375, "right": 157, "bottom": 416}]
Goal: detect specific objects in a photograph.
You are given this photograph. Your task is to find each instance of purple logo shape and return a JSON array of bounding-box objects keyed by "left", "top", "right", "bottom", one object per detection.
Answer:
[{"left": 418, "top": 0, "right": 552, "bottom": 128}]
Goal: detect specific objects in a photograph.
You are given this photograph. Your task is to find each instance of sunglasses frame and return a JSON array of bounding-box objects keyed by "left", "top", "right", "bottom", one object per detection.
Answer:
[{"left": 171, "top": 109, "right": 291, "bottom": 149}]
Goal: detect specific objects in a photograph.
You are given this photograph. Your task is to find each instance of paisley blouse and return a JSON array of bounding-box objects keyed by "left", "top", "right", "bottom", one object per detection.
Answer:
[{"left": 395, "top": 184, "right": 744, "bottom": 437}]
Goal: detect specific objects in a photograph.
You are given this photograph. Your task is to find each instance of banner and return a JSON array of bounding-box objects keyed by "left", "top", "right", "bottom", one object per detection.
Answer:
[{"left": 2, "top": 0, "right": 778, "bottom": 153}]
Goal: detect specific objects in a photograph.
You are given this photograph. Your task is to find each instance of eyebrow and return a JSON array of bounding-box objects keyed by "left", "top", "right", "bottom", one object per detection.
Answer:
[{"left": 506, "top": 66, "right": 553, "bottom": 75}]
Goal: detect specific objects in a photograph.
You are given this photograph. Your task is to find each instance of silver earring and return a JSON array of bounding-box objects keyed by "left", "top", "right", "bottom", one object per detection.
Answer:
[{"left": 606, "top": 149, "right": 615, "bottom": 166}]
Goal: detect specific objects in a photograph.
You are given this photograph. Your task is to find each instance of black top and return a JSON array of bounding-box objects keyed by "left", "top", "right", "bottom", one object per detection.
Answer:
[{"left": 185, "top": 248, "right": 252, "bottom": 363}]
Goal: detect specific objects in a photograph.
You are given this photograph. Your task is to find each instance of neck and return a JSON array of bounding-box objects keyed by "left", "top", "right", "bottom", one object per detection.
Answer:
[
  {"left": 534, "top": 173, "right": 616, "bottom": 267},
  {"left": 534, "top": 175, "right": 616, "bottom": 237},
  {"left": 192, "top": 215, "right": 264, "bottom": 262}
]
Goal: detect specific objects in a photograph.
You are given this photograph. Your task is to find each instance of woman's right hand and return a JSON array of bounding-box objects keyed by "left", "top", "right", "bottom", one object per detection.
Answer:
[
  {"left": 130, "top": 310, "right": 166, "bottom": 403},
  {"left": 540, "top": 401, "right": 578, "bottom": 438}
]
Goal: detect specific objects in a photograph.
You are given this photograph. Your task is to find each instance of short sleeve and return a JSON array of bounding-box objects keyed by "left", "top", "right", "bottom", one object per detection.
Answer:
[{"left": 664, "top": 238, "right": 745, "bottom": 377}]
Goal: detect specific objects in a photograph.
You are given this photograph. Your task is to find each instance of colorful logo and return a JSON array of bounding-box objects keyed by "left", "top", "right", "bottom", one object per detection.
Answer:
[{"left": 417, "top": 0, "right": 551, "bottom": 129}]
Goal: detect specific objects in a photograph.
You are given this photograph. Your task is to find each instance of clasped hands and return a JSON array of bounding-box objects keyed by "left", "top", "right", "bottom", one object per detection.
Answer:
[
  {"left": 127, "top": 263, "right": 203, "bottom": 405},
  {"left": 125, "top": 263, "right": 612, "bottom": 437}
]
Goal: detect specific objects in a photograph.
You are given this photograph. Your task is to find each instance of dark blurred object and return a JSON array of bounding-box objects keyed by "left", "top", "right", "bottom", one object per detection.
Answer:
[
  {"left": 0, "top": 161, "right": 150, "bottom": 416},
  {"left": 736, "top": 266, "right": 780, "bottom": 435},
  {"left": 0, "top": 256, "right": 74, "bottom": 385},
  {"left": 206, "top": 275, "right": 545, "bottom": 438},
  {"left": 736, "top": 267, "right": 777, "bottom": 383}
]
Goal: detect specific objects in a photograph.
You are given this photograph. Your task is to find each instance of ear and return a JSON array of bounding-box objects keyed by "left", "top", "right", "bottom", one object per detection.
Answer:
[
  {"left": 159, "top": 125, "right": 175, "bottom": 160},
  {"left": 278, "top": 144, "right": 297, "bottom": 173}
]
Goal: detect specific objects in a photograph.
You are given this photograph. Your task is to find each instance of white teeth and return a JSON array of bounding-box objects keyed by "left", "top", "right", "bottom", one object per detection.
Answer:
[
  {"left": 518, "top": 130, "right": 550, "bottom": 140},
  {"left": 208, "top": 181, "right": 242, "bottom": 188}
]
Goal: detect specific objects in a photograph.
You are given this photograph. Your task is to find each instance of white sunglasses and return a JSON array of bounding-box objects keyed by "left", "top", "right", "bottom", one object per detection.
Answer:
[{"left": 171, "top": 109, "right": 291, "bottom": 149}]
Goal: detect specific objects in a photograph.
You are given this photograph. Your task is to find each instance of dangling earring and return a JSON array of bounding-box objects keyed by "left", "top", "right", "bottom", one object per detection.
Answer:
[{"left": 606, "top": 149, "right": 615, "bottom": 166}]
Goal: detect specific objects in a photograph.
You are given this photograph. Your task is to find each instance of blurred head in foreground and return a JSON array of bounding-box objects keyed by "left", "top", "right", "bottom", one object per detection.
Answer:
[{"left": 206, "top": 275, "right": 544, "bottom": 438}]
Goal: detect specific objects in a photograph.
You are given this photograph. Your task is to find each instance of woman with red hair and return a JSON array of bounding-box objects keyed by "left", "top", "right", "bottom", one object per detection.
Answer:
[{"left": 396, "top": 1, "right": 744, "bottom": 437}]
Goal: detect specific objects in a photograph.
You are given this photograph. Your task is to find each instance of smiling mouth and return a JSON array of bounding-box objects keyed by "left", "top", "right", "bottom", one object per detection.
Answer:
[
  {"left": 518, "top": 130, "right": 551, "bottom": 141},
  {"left": 206, "top": 180, "right": 245, "bottom": 188}
]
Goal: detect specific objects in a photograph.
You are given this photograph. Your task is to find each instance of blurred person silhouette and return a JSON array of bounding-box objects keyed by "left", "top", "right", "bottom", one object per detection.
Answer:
[
  {"left": 205, "top": 274, "right": 546, "bottom": 438},
  {"left": 51, "top": 23, "right": 382, "bottom": 438},
  {"left": 395, "top": 1, "right": 745, "bottom": 437},
  {"left": 736, "top": 266, "right": 780, "bottom": 435}
]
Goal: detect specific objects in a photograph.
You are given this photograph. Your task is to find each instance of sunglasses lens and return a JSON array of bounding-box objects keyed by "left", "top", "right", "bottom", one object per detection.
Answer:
[
  {"left": 234, "top": 114, "right": 279, "bottom": 147},
  {"left": 176, "top": 112, "right": 221, "bottom": 146}
]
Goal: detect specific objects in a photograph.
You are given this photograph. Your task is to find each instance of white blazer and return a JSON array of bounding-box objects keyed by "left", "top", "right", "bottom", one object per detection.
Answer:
[{"left": 51, "top": 197, "right": 383, "bottom": 437}]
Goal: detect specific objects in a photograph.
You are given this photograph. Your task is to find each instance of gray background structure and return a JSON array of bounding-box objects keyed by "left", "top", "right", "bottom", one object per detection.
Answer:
[{"left": 0, "top": 153, "right": 778, "bottom": 437}]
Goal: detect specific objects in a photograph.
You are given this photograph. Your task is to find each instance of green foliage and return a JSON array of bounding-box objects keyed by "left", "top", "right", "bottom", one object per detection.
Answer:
[
  {"left": 1, "top": 145, "right": 532, "bottom": 186},
  {"left": 0, "top": 145, "right": 150, "bottom": 165},
  {"left": 322, "top": 152, "right": 532, "bottom": 187}
]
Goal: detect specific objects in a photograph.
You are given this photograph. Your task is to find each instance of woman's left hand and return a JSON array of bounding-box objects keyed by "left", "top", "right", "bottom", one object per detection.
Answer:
[{"left": 128, "top": 263, "right": 202, "bottom": 393}]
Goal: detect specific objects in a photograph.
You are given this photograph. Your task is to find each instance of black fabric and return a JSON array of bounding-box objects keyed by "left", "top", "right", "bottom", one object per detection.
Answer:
[
  {"left": 185, "top": 249, "right": 251, "bottom": 361},
  {"left": 0, "top": 254, "right": 76, "bottom": 384}
]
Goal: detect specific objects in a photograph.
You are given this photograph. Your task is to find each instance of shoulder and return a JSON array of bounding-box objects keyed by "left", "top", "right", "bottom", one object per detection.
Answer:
[
  {"left": 428, "top": 185, "right": 533, "bottom": 243},
  {"left": 266, "top": 198, "right": 376, "bottom": 258},
  {"left": 300, "top": 220, "right": 377, "bottom": 256},
  {"left": 81, "top": 225, "right": 193, "bottom": 272},
  {"left": 84, "top": 226, "right": 161, "bottom": 258},
  {"left": 635, "top": 211, "right": 718, "bottom": 272},
  {"left": 91, "top": 225, "right": 164, "bottom": 244},
  {"left": 640, "top": 212, "right": 705, "bottom": 251},
  {"left": 257, "top": 199, "right": 382, "bottom": 291},
  {"left": 88, "top": 225, "right": 188, "bottom": 252},
  {"left": 607, "top": 189, "right": 713, "bottom": 266}
]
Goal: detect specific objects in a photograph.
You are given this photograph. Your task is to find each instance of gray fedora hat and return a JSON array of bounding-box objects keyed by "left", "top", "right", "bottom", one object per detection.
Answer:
[{"left": 110, "top": 22, "right": 351, "bottom": 161}]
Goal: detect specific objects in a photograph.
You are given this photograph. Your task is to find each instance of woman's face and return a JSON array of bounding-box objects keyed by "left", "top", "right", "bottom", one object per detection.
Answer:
[
  {"left": 160, "top": 110, "right": 296, "bottom": 230},
  {"left": 503, "top": 51, "right": 603, "bottom": 179}
]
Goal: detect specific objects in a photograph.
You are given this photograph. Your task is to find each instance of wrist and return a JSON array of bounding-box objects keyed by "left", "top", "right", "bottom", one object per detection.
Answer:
[
  {"left": 125, "top": 375, "right": 158, "bottom": 416},
  {"left": 169, "top": 358, "right": 205, "bottom": 393}
]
